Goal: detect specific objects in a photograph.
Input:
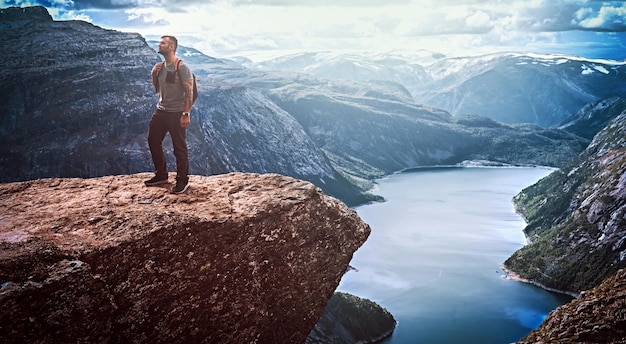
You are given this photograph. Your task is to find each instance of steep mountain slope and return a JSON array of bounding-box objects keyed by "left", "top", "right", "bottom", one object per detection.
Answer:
[
  {"left": 0, "top": 7, "right": 157, "bottom": 181},
  {"left": 504, "top": 113, "right": 626, "bottom": 293}
]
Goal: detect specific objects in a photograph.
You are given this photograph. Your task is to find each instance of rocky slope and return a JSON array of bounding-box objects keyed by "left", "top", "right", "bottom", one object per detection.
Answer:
[
  {"left": 518, "top": 268, "right": 626, "bottom": 343},
  {"left": 505, "top": 112, "right": 626, "bottom": 293},
  {"left": 0, "top": 172, "right": 371, "bottom": 344}
]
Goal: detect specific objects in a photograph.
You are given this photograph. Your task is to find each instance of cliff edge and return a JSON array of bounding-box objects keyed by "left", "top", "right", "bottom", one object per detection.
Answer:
[{"left": 0, "top": 173, "right": 370, "bottom": 343}]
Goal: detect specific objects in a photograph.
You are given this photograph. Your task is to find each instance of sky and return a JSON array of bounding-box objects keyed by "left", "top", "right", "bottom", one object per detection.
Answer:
[{"left": 3, "top": 0, "right": 626, "bottom": 61}]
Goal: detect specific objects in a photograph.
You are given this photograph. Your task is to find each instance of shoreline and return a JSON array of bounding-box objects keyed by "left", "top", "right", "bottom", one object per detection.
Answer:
[{"left": 500, "top": 265, "right": 580, "bottom": 299}]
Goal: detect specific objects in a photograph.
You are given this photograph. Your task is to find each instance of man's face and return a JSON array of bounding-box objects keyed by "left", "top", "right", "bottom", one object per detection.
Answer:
[{"left": 158, "top": 38, "right": 171, "bottom": 55}]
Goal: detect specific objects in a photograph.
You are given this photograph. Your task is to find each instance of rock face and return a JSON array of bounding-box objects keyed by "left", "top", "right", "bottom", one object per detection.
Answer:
[
  {"left": 518, "top": 268, "right": 626, "bottom": 344},
  {"left": 0, "top": 173, "right": 370, "bottom": 344}
]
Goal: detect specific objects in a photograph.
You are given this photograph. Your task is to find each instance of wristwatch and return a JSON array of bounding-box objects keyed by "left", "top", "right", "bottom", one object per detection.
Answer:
[{"left": 182, "top": 112, "right": 190, "bottom": 116}]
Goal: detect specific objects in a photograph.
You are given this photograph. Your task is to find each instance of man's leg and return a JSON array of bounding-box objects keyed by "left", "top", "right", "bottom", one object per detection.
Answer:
[
  {"left": 146, "top": 110, "right": 169, "bottom": 184},
  {"left": 170, "top": 112, "right": 189, "bottom": 193}
]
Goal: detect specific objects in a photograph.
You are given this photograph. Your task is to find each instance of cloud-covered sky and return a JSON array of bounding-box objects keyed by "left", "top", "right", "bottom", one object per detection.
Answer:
[{"left": 4, "top": 0, "right": 626, "bottom": 60}]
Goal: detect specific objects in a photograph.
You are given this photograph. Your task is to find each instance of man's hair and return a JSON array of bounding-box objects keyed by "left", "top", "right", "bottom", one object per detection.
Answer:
[{"left": 162, "top": 35, "right": 178, "bottom": 52}]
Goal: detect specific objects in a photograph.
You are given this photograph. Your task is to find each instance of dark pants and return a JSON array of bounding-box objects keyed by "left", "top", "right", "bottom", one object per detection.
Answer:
[{"left": 148, "top": 109, "right": 189, "bottom": 182}]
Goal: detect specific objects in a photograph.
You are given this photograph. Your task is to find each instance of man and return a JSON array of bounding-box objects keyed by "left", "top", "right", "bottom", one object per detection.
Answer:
[{"left": 144, "top": 35, "right": 193, "bottom": 194}]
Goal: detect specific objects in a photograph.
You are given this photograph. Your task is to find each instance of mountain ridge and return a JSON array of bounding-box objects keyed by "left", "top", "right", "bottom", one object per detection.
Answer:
[{"left": 248, "top": 50, "right": 626, "bottom": 127}]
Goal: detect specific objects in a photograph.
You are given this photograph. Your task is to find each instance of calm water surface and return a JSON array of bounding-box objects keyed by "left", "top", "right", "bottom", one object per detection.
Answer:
[{"left": 338, "top": 167, "right": 572, "bottom": 344}]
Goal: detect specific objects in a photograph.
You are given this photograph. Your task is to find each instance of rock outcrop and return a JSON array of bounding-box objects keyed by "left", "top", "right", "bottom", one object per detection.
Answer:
[
  {"left": 0, "top": 173, "right": 370, "bottom": 344},
  {"left": 518, "top": 268, "right": 626, "bottom": 344}
]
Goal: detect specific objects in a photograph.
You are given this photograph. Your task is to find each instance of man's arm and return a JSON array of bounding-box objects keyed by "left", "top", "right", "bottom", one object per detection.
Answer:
[
  {"left": 151, "top": 62, "right": 163, "bottom": 93},
  {"left": 180, "top": 79, "right": 193, "bottom": 128}
]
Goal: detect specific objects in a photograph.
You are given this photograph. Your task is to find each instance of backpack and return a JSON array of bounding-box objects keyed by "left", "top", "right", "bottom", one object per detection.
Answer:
[{"left": 173, "top": 59, "right": 199, "bottom": 106}]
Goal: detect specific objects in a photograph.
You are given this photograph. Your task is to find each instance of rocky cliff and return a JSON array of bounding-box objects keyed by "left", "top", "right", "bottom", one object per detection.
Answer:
[
  {"left": 518, "top": 268, "right": 626, "bottom": 343},
  {"left": 0, "top": 173, "right": 371, "bottom": 343},
  {"left": 505, "top": 112, "right": 626, "bottom": 293}
]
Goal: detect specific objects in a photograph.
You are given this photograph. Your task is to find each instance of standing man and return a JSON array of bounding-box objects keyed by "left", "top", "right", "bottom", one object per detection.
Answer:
[{"left": 144, "top": 35, "right": 193, "bottom": 194}]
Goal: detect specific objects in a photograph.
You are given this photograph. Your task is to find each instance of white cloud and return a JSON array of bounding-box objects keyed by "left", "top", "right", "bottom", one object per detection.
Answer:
[
  {"left": 465, "top": 10, "right": 491, "bottom": 28},
  {"left": 17, "top": 0, "right": 626, "bottom": 59},
  {"left": 576, "top": 3, "right": 626, "bottom": 30}
]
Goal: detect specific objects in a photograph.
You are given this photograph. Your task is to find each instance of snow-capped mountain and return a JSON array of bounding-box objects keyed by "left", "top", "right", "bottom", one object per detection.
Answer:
[{"left": 249, "top": 51, "right": 626, "bottom": 127}]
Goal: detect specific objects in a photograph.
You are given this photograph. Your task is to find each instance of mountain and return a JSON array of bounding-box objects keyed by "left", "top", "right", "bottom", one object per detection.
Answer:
[
  {"left": 504, "top": 112, "right": 626, "bottom": 294},
  {"left": 250, "top": 50, "right": 434, "bottom": 92},
  {"left": 1, "top": 6, "right": 589, "bottom": 207},
  {"left": 192, "top": 54, "right": 589, "bottom": 187},
  {"left": 251, "top": 51, "right": 626, "bottom": 127},
  {"left": 419, "top": 53, "right": 626, "bottom": 127},
  {"left": 0, "top": 173, "right": 375, "bottom": 343}
]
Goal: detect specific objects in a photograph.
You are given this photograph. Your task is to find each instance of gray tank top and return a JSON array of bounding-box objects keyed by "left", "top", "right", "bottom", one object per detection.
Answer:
[{"left": 156, "top": 60, "right": 193, "bottom": 112}]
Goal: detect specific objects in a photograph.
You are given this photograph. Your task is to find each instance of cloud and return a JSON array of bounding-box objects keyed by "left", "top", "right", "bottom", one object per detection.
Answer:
[
  {"left": 229, "top": 0, "right": 412, "bottom": 6},
  {"left": 574, "top": 2, "right": 626, "bottom": 31},
  {"left": 3, "top": 0, "right": 626, "bottom": 59}
]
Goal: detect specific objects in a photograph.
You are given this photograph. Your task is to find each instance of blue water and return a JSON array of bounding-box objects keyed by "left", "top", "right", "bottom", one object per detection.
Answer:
[{"left": 338, "top": 166, "right": 572, "bottom": 344}]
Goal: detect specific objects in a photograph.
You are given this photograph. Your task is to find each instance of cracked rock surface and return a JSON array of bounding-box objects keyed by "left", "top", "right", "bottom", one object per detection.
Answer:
[{"left": 0, "top": 172, "right": 370, "bottom": 344}]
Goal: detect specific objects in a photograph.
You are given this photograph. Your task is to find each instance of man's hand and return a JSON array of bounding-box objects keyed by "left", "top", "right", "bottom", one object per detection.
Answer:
[
  {"left": 151, "top": 62, "right": 164, "bottom": 76},
  {"left": 180, "top": 115, "right": 190, "bottom": 128}
]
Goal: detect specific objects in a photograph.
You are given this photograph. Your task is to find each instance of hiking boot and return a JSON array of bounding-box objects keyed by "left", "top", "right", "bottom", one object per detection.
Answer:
[
  {"left": 144, "top": 175, "right": 168, "bottom": 186},
  {"left": 172, "top": 180, "right": 189, "bottom": 194}
]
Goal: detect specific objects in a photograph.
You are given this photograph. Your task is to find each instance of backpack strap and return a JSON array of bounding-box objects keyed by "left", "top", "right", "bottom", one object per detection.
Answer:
[
  {"left": 175, "top": 58, "right": 183, "bottom": 75},
  {"left": 175, "top": 59, "right": 187, "bottom": 90}
]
